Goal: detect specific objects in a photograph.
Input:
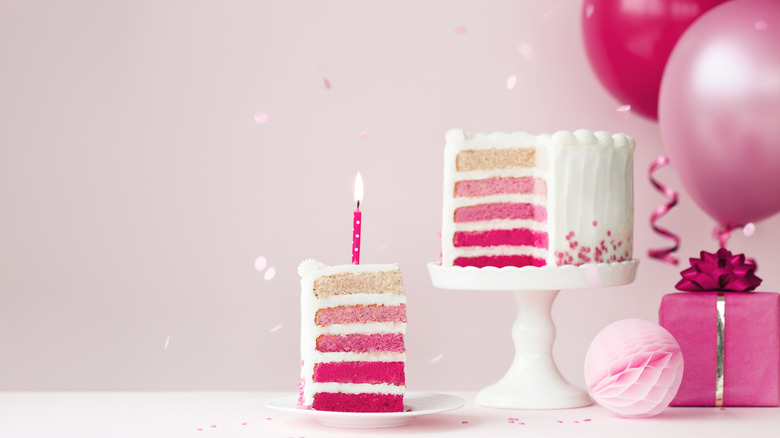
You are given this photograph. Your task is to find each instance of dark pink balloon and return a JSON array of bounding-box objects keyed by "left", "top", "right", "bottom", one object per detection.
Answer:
[
  {"left": 582, "top": 0, "right": 728, "bottom": 120},
  {"left": 659, "top": 0, "right": 780, "bottom": 227}
]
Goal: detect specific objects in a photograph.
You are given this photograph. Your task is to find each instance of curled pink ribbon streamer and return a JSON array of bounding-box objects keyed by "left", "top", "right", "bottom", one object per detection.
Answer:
[
  {"left": 712, "top": 224, "right": 737, "bottom": 249},
  {"left": 648, "top": 155, "right": 680, "bottom": 265}
]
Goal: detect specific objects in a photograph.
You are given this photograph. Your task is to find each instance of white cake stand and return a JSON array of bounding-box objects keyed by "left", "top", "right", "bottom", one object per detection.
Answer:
[{"left": 427, "top": 260, "right": 638, "bottom": 409}]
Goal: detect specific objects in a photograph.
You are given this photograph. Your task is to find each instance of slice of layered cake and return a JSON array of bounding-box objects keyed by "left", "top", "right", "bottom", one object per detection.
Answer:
[
  {"left": 441, "top": 129, "right": 634, "bottom": 268},
  {"left": 298, "top": 259, "right": 406, "bottom": 412}
]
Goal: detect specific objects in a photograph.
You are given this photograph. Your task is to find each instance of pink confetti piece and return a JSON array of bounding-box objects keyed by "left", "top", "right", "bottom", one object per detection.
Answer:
[
  {"left": 254, "top": 112, "right": 269, "bottom": 124},
  {"left": 584, "top": 418, "right": 592, "bottom": 422},
  {"left": 744, "top": 222, "right": 756, "bottom": 236},
  {"left": 266, "top": 417, "right": 272, "bottom": 420},
  {"left": 756, "top": 20, "right": 768, "bottom": 31},
  {"left": 196, "top": 428, "right": 203, "bottom": 431},
  {"left": 592, "top": 220, "right": 598, "bottom": 227},
  {"left": 583, "top": 264, "right": 601, "bottom": 288},
  {"left": 210, "top": 425, "right": 217, "bottom": 428},
  {"left": 518, "top": 43, "right": 535, "bottom": 62},
  {"left": 430, "top": 353, "right": 444, "bottom": 364},
  {"left": 617, "top": 104, "right": 631, "bottom": 118},
  {"left": 241, "top": 422, "right": 247, "bottom": 425},
  {"left": 164, "top": 335, "right": 170, "bottom": 350},
  {"left": 585, "top": 3, "right": 595, "bottom": 19},
  {"left": 323, "top": 78, "right": 331, "bottom": 89},
  {"left": 556, "top": 420, "right": 563, "bottom": 424},
  {"left": 270, "top": 323, "right": 282, "bottom": 333},
  {"left": 254, "top": 256, "right": 268, "bottom": 272},
  {"left": 454, "top": 26, "right": 467, "bottom": 34},
  {"left": 506, "top": 75, "right": 517, "bottom": 90},
  {"left": 461, "top": 421, "right": 469, "bottom": 424},
  {"left": 264, "top": 267, "right": 276, "bottom": 281},
  {"left": 648, "top": 155, "right": 680, "bottom": 265},
  {"left": 357, "top": 130, "right": 369, "bottom": 138}
]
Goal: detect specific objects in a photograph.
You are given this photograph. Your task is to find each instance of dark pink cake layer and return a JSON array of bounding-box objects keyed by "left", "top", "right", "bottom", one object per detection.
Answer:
[
  {"left": 312, "top": 392, "right": 403, "bottom": 412},
  {"left": 453, "top": 229, "right": 549, "bottom": 248},
  {"left": 313, "top": 361, "right": 405, "bottom": 385},
  {"left": 454, "top": 255, "right": 547, "bottom": 268},
  {"left": 454, "top": 202, "right": 547, "bottom": 223},
  {"left": 454, "top": 177, "right": 547, "bottom": 197},
  {"left": 315, "top": 304, "right": 406, "bottom": 326},
  {"left": 316, "top": 333, "right": 405, "bottom": 353}
]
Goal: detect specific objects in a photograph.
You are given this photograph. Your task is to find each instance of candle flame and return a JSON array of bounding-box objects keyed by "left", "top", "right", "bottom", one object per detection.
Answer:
[{"left": 354, "top": 172, "right": 364, "bottom": 205}]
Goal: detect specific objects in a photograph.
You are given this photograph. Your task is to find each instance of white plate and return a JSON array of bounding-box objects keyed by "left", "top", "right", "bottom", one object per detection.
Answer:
[{"left": 265, "top": 392, "right": 465, "bottom": 428}]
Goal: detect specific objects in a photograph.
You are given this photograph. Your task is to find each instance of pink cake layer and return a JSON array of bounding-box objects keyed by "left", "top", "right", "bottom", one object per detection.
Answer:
[
  {"left": 454, "top": 202, "right": 547, "bottom": 222},
  {"left": 454, "top": 254, "right": 546, "bottom": 268},
  {"left": 453, "top": 229, "right": 549, "bottom": 248},
  {"left": 312, "top": 392, "right": 403, "bottom": 412},
  {"left": 454, "top": 177, "right": 547, "bottom": 197},
  {"left": 313, "top": 361, "right": 405, "bottom": 385},
  {"left": 315, "top": 304, "right": 406, "bottom": 326},
  {"left": 316, "top": 333, "right": 405, "bottom": 353}
]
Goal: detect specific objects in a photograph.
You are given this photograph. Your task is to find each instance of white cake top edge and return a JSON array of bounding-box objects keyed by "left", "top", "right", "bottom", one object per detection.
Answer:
[
  {"left": 298, "top": 259, "right": 400, "bottom": 280},
  {"left": 445, "top": 128, "right": 635, "bottom": 150}
]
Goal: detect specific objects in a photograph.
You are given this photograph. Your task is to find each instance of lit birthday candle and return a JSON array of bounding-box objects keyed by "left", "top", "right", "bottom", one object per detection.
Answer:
[{"left": 352, "top": 172, "right": 363, "bottom": 264}]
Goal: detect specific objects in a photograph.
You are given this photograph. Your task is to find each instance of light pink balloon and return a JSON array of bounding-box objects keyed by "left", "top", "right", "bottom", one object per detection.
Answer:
[{"left": 659, "top": 0, "right": 780, "bottom": 228}]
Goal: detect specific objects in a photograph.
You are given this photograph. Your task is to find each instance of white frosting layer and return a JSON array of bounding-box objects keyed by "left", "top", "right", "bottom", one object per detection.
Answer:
[
  {"left": 308, "top": 383, "right": 405, "bottom": 396},
  {"left": 442, "top": 129, "right": 634, "bottom": 267},
  {"left": 299, "top": 260, "right": 406, "bottom": 409}
]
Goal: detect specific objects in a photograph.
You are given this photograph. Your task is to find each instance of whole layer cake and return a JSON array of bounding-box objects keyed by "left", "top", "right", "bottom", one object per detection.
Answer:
[
  {"left": 441, "top": 129, "right": 635, "bottom": 268},
  {"left": 297, "top": 259, "right": 406, "bottom": 412}
]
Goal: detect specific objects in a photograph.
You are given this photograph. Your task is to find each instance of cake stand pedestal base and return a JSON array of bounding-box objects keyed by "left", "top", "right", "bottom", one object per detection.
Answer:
[
  {"left": 475, "top": 289, "right": 590, "bottom": 409},
  {"left": 427, "top": 261, "right": 638, "bottom": 410}
]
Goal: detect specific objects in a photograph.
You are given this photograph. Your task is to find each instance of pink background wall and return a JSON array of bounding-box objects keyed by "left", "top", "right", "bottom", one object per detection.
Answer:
[{"left": 1, "top": 0, "right": 778, "bottom": 391}]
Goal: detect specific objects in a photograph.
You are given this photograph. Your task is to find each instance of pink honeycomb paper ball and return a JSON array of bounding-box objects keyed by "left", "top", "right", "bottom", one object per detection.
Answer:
[{"left": 584, "top": 319, "right": 683, "bottom": 418}]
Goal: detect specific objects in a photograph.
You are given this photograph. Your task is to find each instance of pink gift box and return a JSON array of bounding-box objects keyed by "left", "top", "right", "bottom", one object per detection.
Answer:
[{"left": 659, "top": 292, "right": 780, "bottom": 406}]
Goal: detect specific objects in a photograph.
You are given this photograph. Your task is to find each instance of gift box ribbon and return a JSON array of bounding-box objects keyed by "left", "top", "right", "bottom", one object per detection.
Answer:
[
  {"left": 715, "top": 292, "right": 725, "bottom": 407},
  {"left": 675, "top": 249, "right": 762, "bottom": 407}
]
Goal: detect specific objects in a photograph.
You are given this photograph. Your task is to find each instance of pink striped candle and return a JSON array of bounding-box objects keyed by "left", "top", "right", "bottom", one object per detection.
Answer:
[{"left": 352, "top": 172, "right": 363, "bottom": 264}]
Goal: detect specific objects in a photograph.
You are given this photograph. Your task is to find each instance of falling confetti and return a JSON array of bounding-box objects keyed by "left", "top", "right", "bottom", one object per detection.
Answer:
[
  {"left": 583, "top": 264, "right": 601, "bottom": 287},
  {"left": 585, "top": 3, "right": 595, "bottom": 19},
  {"left": 518, "top": 43, "right": 535, "bottom": 62},
  {"left": 430, "top": 354, "right": 444, "bottom": 364},
  {"left": 255, "top": 256, "right": 268, "bottom": 272},
  {"left": 461, "top": 421, "right": 469, "bottom": 424},
  {"left": 196, "top": 428, "right": 203, "bottom": 432},
  {"left": 254, "top": 112, "right": 269, "bottom": 124},
  {"left": 358, "top": 131, "right": 369, "bottom": 138},
  {"left": 617, "top": 104, "right": 631, "bottom": 118},
  {"left": 164, "top": 335, "right": 170, "bottom": 350},
  {"left": 270, "top": 323, "right": 283, "bottom": 333},
  {"left": 506, "top": 75, "right": 517, "bottom": 90},
  {"left": 756, "top": 20, "right": 768, "bottom": 31},
  {"left": 323, "top": 78, "right": 332, "bottom": 89},
  {"left": 454, "top": 26, "right": 467, "bottom": 34},
  {"left": 241, "top": 422, "right": 247, "bottom": 426},
  {"left": 744, "top": 223, "right": 756, "bottom": 236},
  {"left": 210, "top": 425, "right": 217, "bottom": 428},
  {"left": 264, "top": 267, "right": 276, "bottom": 281}
]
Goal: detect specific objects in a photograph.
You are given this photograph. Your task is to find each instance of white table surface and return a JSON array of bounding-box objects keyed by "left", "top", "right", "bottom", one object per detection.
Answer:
[{"left": 1, "top": 391, "right": 778, "bottom": 437}]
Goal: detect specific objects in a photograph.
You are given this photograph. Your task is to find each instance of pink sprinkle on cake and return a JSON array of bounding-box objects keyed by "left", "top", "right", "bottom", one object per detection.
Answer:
[
  {"left": 441, "top": 129, "right": 635, "bottom": 268},
  {"left": 298, "top": 260, "right": 406, "bottom": 412}
]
